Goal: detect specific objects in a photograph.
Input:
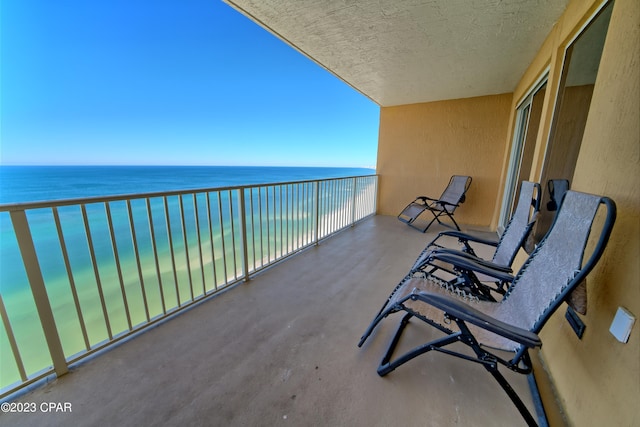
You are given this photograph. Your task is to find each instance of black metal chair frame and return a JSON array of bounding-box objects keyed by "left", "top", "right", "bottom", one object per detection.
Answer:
[
  {"left": 397, "top": 175, "right": 472, "bottom": 232},
  {"left": 359, "top": 192, "right": 616, "bottom": 427},
  {"left": 413, "top": 181, "right": 541, "bottom": 301}
]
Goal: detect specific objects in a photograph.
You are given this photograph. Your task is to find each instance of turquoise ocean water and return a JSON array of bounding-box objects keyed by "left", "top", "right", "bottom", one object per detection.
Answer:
[
  {"left": 0, "top": 165, "right": 374, "bottom": 391},
  {"left": 0, "top": 165, "right": 374, "bottom": 204}
]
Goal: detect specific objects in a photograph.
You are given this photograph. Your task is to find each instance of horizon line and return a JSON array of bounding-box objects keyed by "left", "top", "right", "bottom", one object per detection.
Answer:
[{"left": 0, "top": 163, "right": 377, "bottom": 169}]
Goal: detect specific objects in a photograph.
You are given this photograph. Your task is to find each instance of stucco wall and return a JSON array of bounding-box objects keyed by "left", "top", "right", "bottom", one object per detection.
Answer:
[
  {"left": 376, "top": 94, "right": 513, "bottom": 228},
  {"left": 534, "top": 0, "right": 639, "bottom": 425},
  {"left": 375, "top": 0, "right": 638, "bottom": 424}
]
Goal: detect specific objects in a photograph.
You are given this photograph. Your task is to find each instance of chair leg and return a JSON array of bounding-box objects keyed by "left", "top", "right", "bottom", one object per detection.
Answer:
[
  {"left": 377, "top": 312, "right": 461, "bottom": 376},
  {"left": 484, "top": 362, "right": 539, "bottom": 427},
  {"left": 358, "top": 287, "right": 407, "bottom": 347},
  {"left": 417, "top": 214, "right": 439, "bottom": 233},
  {"left": 447, "top": 212, "right": 462, "bottom": 231},
  {"left": 456, "top": 320, "right": 539, "bottom": 427},
  {"left": 421, "top": 210, "right": 461, "bottom": 233},
  {"left": 358, "top": 311, "right": 388, "bottom": 347},
  {"left": 372, "top": 312, "right": 539, "bottom": 425}
]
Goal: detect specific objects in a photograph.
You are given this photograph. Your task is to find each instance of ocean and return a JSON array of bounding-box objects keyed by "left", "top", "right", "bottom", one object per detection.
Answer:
[
  {"left": 0, "top": 165, "right": 376, "bottom": 392},
  {"left": 0, "top": 165, "right": 375, "bottom": 204}
]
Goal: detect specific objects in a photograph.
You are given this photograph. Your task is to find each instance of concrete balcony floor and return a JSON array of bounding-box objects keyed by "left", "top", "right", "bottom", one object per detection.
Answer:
[{"left": 5, "top": 215, "right": 540, "bottom": 427}]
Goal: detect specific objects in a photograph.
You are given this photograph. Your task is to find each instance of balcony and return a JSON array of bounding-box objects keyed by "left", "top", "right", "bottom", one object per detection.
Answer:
[{"left": 1, "top": 184, "right": 541, "bottom": 425}]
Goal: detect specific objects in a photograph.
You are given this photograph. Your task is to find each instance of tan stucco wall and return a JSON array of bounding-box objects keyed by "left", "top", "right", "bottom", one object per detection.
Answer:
[
  {"left": 535, "top": 1, "right": 639, "bottom": 425},
  {"left": 376, "top": 94, "right": 513, "bottom": 228},
  {"left": 375, "top": 0, "right": 638, "bottom": 424},
  {"left": 496, "top": 0, "right": 639, "bottom": 425}
]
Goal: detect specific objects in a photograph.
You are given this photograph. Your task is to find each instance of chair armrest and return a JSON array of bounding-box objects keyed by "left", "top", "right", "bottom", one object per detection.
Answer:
[
  {"left": 413, "top": 291, "right": 542, "bottom": 348},
  {"left": 417, "top": 196, "right": 438, "bottom": 203},
  {"left": 430, "top": 249, "right": 513, "bottom": 273},
  {"left": 437, "top": 200, "right": 460, "bottom": 208},
  {"left": 435, "top": 230, "right": 499, "bottom": 248},
  {"left": 431, "top": 252, "right": 515, "bottom": 279}
]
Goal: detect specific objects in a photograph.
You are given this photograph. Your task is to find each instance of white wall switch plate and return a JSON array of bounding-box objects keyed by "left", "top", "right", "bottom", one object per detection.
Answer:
[{"left": 609, "top": 307, "right": 635, "bottom": 343}]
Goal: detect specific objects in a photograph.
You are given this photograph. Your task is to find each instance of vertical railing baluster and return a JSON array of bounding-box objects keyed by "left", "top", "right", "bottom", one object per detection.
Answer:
[
  {"left": 351, "top": 177, "right": 357, "bottom": 226},
  {"left": 217, "top": 192, "right": 228, "bottom": 286},
  {"left": 345, "top": 179, "right": 350, "bottom": 227},
  {"left": 338, "top": 179, "right": 342, "bottom": 229},
  {"left": 249, "top": 188, "right": 256, "bottom": 272},
  {"left": 279, "top": 185, "right": 284, "bottom": 258},
  {"left": 163, "top": 197, "right": 181, "bottom": 307},
  {"left": 0, "top": 294, "right": 28, "bottom": 381},
  {"left": 306, "top": 182, "right": 311, "bottom": 244},
  {"left": 258, "top": 187, "right": 264, "bottom": 267},
  {"left": 193, "top": 194, "right": 206, "bottom": 297},
  {"left": 177, "top": 195, "right": 194, "bottom": 302},
  {"left": 291, "top": 184, "right": 296, "bottom": 249},
  {"left": 147, "top": 198, "right": 167, "bottom": 315},
  {"left": 52, "top": 207, "right": 91, "bottom": 349},
  {"left": 10, "top": 210, "right": 69, "bottom": 377},
  {"left": 336, "top": 180, "right": 340, "bottom": 230},
  {"left": 324, "top": 180, "right": 329, "bottom": 238},
  {"left": 297, "top": 184, "right": 301, "bottom": 247},
  {"left": 302, "top": 183, "right": 307, "bottom": 245},
  {"left": 314, "top": 181, "right": 320, "bottom": 244},
  {"left": 273, "top": 186, "right": 278, "bottom": 258},
  {"left": 330, "top": 180, "right": 336, "bottom": 234},
  {"left": 205, "top": 192, "right": 218, "bottom": 291},
  {"left": 105, "top": 202, "right": 133, "bottom": 331},
  {"left": 335, "top": 179, "right": 340, "bottom": 230},
  {"left": 228, "top": 190, "right": 238, "bottom": 280},
  {"left": 285, "top": 184, "right": 290, "bottom": 252},
  {"left": 266, "top": 186, "right": 271, "bottom": 263},
  {"left": 319, "top": 181, "right": 325, "bottom": 239},
  {"left": 126, "top": 201, "right": 151, "bottom": 323},
  {"left": 81, "top": 205, "right": 113, "bottom": 340},
  {"left": 301, "top": 183, "right": 305, "bottom": 246},
  {"left": 239, "top": 188, "right": 249, "bottom": 282}
]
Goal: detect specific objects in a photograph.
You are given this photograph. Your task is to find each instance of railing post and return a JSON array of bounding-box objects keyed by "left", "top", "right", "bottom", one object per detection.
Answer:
[
  {"left": 351, "top": 177, "right": 358, "bottom": 226},
  {"left": 374, "top": 176, "right": 379, "bottom": 214},
  {"left": 238, "top": 188, "right": 250, "bottom": 282},
  {"left": 10, "top": 210, "right": 68, "bottom": 378},
  {"left": 314, "top": 181, "right": 320, "bottom": 245}
]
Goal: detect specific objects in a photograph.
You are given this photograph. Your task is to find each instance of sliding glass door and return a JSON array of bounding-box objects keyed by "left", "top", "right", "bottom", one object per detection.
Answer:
[{"left": 498, "top": 78, "right": 547, "bottom": 233}]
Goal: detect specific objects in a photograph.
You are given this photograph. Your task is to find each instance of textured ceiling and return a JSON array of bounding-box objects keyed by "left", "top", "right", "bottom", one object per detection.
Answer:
[{"left": 225, "top": 0, "right": 569, "bottom": 106}]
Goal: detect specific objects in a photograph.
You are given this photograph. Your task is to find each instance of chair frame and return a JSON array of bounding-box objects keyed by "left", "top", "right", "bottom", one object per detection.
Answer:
[
  {"left": 412, "top": 181, "right": 541, "bottom": 301},
  {"left": 397, "top": 175, "right": 472, "bottom": 232},
  {"left": 360, "top": 193, "right": 616, "bottom": 427}
]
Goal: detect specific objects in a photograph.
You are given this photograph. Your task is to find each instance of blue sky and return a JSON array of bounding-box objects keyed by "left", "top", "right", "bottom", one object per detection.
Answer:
[{"left": 1, "top": 0, "right": 379, "bottom": 167}]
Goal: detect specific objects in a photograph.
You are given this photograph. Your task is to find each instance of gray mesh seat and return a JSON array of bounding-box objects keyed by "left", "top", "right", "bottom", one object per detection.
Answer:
[
  {"left": 358, "top": 190, "right": 616, "bottom": 427},
  {"left": 412, "top": 181, "right": 541, "bottom": 300},
  {"left": 397, "top": 175, "right": 472, "bottom": 232}
]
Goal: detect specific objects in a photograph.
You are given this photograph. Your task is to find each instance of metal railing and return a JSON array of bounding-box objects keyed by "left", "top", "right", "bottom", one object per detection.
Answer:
[{"left": 0, "top": 174, "right": 377, "bottom": 398}]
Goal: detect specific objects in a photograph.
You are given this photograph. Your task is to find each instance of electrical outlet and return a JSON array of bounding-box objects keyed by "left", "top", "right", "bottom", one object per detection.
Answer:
[{"left": 609, "top": 307, "right": 635, "bottom": 343}]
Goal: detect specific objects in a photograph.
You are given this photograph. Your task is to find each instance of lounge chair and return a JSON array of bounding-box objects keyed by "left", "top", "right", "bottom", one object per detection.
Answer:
[
  {"left": 411, "top": 181, "right": 541, "bottom": 300},
  {"left": 397, "top": 175, "right": 472, "bottom": 232},
  {"left": 542, "top": 179, "right": 587, "bottom": 316},
  {"left": 358, "top": 190, "right": 616, "bottom": 427}
]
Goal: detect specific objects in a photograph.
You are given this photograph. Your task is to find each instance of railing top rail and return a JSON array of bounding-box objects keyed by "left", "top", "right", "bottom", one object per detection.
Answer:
[{"left": 0, "top": 174, "right": 378, "bottom": 212}]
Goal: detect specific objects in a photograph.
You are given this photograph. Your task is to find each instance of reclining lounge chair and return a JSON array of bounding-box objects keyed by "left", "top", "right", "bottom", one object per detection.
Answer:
[
  {"left": 359, "top": 190, "right": 616, "bottom": 426},
  {"left": 397, "top": 175, "right": 472, "bottom": 232},
  {"left": 411, "top": 181, "right": 541, "bottom": 300}
]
